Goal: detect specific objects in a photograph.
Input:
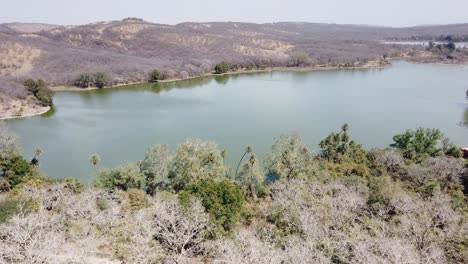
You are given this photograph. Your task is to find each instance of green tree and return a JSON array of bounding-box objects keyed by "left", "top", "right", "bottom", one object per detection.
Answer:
[
  {"left": 319, "top": 124, "right": 367, "bottom": 164},
  {"left": 23, "top": 79, "right": 53, "bottom": 106},
  {"left": 30, "top": 148, "right": 42, "bottom": 169},
  {"left": 148, "top": 69, "right": 162, "bottom": 82},
  {"left": 235, "top": 146, "right": 252, "bottom": 179},
  {"left": 89, "top": 154, "right": 101, "bottom": 169},
  {"left": 390, "top": 128, "right": 443, "bottom": 159},
  {"left": 95, "top": 163, "right": 144, "bottom": 190},
  {"left": 180, "top": 178, "right": 244, "bottom": 235},
  {"left": 170, "top": 138, "right": 226, "bottom": 190},
  {"left": 265, "top": 133, "right": 314, "bottom": 180},
  {"left": 214, "top": 62, "right": 230, "bottom": 74},
  {"left": 93, "top": 72, "right": 108, "bottom": 88},
  {"left": 237, "top": 154, "right": 264, "bottom": 199},
  {"left": 140, "top": 144, "right": 171, "bottom": 194},
  {"left": 78, "top": 73, "right": 93, "bottom": 88}
]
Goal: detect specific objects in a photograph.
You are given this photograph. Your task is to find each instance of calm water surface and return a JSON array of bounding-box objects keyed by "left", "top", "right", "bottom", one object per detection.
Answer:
[{"left": 5, "top": 61, "right": 468, "bottom": 181}]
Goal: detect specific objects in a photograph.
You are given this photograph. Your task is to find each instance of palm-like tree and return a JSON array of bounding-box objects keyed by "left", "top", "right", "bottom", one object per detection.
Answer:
[
  {"left": 30, "top": 148, "right": 42, "bottom": 168},
  {"left": 89, "top": 154, "right": 101, "bottom": 169},
  {"left": 235, "top": 146, "right": 252, "bottom": 180}
]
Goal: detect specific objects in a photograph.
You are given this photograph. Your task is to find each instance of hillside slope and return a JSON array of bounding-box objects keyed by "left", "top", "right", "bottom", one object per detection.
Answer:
[{"left": 1, "top": 19, "right": 467, "bottom": 118}]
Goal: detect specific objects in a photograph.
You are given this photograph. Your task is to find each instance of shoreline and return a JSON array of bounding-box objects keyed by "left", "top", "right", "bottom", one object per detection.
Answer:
[
  {"left": 0, "top": 105, "right": 50, "bottom": 120},
  {"left": 50, "top": 60, "right": 389, "bottom": 93}
]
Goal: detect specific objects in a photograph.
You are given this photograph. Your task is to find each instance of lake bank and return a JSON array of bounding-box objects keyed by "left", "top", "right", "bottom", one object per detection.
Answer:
[{"left": 0, "top": 96, "right": 50, "bottom": 120}]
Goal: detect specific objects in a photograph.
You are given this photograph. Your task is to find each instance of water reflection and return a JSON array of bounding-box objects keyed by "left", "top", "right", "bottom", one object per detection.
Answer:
[
  {"left": 40, "top": 105, "right": 56, "bottom": 118},
  {"left": 460, "top": 108, "right": 468, "bottom": 128}
]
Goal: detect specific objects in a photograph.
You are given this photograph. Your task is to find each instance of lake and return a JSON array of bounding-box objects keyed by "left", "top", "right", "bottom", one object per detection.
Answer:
[{"left": 4, "top": 61, "right": 468, "bottom": 181}]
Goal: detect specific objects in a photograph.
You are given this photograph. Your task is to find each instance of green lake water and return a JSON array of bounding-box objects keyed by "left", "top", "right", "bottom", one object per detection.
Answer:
[{"left": 5, "top": 61, "right": 468, "bottom": 181}]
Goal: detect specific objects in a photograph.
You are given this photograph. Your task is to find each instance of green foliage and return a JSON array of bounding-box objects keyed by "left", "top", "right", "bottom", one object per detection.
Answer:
[
  {"left": 23, "top": 79, "right": 53, "bottom": 106},
  {"left": 214, "top": 62, "right": 230, "bottom": 74},
  {"left": 170, "top": 138, "right": 226, "bottom": 190},
  {"left": 148, "top": 69, "right": 163, "bottom": 82},
  {"left": 140, "top": 144, "right": 171, "bottom": 194},
  {"left": 93, "top": 72, "right": 108, "bottom": 88},
  {"left": 1, "top": 155, "right": 32, "bottom": 188},
  {"left": 319, "top": 124, "right": 368, "bottom": 164},
  {"left": 78, "top": 73, "right": 93, "bottom": 88},
  {"left": 180, "top": 178, "right": 244, "bottom": 235},
  {"left": 390, "top": 128, "right": 461, "bottom": 160},
  {"left": 124, "top": 188, "right": 149, "bottom": 211},
  {"left": 265, "top": 133, "right": 314, "bottom": 180},
  {"left": 237, "top": 154, "right": 265, "bottom": 199},
  {"left": 76, "top": 72, "right": 109, "bottom": 88},
  {"left": 0, "top": 196, "right": 36, "bottom": 223},
  {"left": 95, "top": 163, "right": 144, "bottom": 191}
]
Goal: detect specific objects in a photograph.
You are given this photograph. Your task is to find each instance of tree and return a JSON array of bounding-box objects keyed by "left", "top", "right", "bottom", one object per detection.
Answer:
[
  {"left": 290, "top": 52, "right": 309, "bottom": 67},
  {"left": 30, "top": 148, "right": 42, "bottom": 169},
  {"left": 446, "top": 42, "right": 456, "bottom": 51},
  {"left": 152, "top": 194, "right": 209, "bottom": 258},
  {"left": 214, "top": 62, "right": 230, "bottom": 74},
  {"left": 89, "top": 153, "right": 101, "bottom": 169},
  {"left": 23, "top": 79, "right": 53, "bottom": 106},
  {"left": 265, "top": 133, "right": 314, "bottom": 180},
  {"left": 237, "top": 154, "right": 264, "bottom": 199},
  {"left": 148, "top": 69, "right": 162, "bottom": 82},
  {"left": 95, "top": 163, "right": 144, "bottom": 190},
  {"left": 235, "top": 146, "right": 252, "bottom": 179},
  {"left": 78, "top": 73, "right": 93, "bottom": 88},
  {"left": 140, "top": 144, "right": 171, "bottom": 194},
  {"left": 170, "top": 138, "right": 226, "bottom": 190},
  {"left": 180, "top": 179, "right": 244, "bottom": 235},
  {"left": 390, "top": 128, "right": 443, "bottom": 159},
  {"left": 319, "top": 124, "right": 367, "bottom": 164},
  {"left": 93, "top": 72, "right": 108, "bottom": 88}
]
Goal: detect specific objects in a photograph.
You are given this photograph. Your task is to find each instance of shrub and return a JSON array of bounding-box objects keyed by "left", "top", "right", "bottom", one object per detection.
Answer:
[
  {"left": 170, "top": 138, "right": 226, "bottom": 190},
  {"left": 319, "top": 124, "right": 368, "bottom": 164},
  {"left": 152, "top": 193, "right": 209, "bottom": 256},
  {"left": 148, "top": 69, "right": 162, "bottom": 82},
  {"left": 22, "top": 79, "right": 53, "bottom": 106},
  {"left": 214, "top": 62, "right": 230, "bottom": 74},
  {"left": 95, "top": 163, "right": 145, "bottom": 190},
  {"left": 140, "top": 144, "right": 171, "bottom": 194},
  {"left": 265, "top": 133, "right": 314, "bottom": 180},
  {"left": 93, "top": 72, "right": 108, "bottom": 88},
  {"left": 77, "top": 73, "right": 93, "bottom": 88},
  {"left": 0, "top": 196, "right": 36, "bottom": 223},
  {"left": 2, "top": 156, "right": 32, "bottom": 188},
  {"left": 390, "top": 128, "right": 443, "bottom": 159},
  {"left": 180, "top": 179, "right": 244, "bottom": 235}
]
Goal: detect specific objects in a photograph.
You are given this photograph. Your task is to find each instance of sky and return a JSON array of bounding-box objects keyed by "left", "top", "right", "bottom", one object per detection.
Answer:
[{"left": 1, "top": 0, "right": 467, "bottom": 27}]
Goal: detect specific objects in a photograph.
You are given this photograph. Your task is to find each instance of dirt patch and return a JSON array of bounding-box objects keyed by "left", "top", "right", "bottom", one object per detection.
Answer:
[
  {"left": 0, "top": 42, "right": 41, "bottom": 77},
  {"left": 0, "top": 95, "right": 50, "bottom": 119}
]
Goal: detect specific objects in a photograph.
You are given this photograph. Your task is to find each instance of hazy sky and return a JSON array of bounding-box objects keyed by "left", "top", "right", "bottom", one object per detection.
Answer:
[{"left": 1, "top": 0, "right": 467, "bottom": 27}]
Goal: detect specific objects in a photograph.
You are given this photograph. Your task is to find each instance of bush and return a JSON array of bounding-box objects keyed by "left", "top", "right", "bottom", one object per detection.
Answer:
[
  {"left": 148, "top": 69, "right": 162, "bottom": 82},
  {"left": 214, "top": 62, "right": 230, "bottom": 74},
  {"left": 1, "top": 156, "right": 32, "bottom": 188},
  {"left": 0, "top": 196, "right": 36, "bottom": 223},
  {"left": 390, "top": 128, "right": 443, "bottom": 159},
  {"left": 75, "top": 72, "right": 109, "bottom": 88},
  {"left": 180, "top": 179, "right": 244, "bottom": 235},
  {"left": 170, "top": 138, "right": 226, "bottom": 190},
  {"left": 93, "top": 72, "right": 108, "bottom": 88},
  {"left": 95, "top": 163, "right": 144, "bottom": 191},
  {"left": 22, "top": 79, "right": 53, "bottom": 106}
]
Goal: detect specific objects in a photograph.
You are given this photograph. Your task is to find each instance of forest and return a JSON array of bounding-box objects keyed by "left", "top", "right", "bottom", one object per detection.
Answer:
[{"left": 0, "top": 124, "right": 467, "bottom": 263}]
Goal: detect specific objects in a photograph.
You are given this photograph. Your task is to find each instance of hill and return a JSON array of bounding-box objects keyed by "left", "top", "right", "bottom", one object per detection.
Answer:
[{"left": 1, "top": 19, "right": 468, "bottom": 118}]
